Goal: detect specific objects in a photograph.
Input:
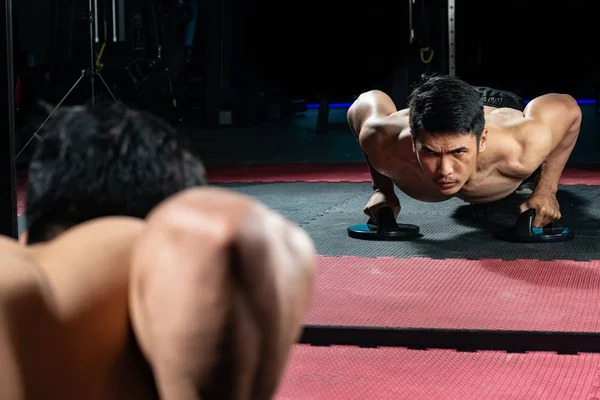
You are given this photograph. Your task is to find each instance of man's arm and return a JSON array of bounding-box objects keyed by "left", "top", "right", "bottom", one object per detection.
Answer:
[
  {"left": 523, "top": 93, "right": 582, "bottom": 194},
  {"left": 347, "top": 90, "right": 401, "bottom": 194},
  {"left": 128, "top": 187, "right": 316, "bottom": 400}
]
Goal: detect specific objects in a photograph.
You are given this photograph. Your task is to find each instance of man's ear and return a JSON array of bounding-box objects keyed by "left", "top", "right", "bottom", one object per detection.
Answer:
[
  {"left": 479, "top": 129, "right": 487, "bottom": 152},
  {"left": 19, "top": 231, "right": 28, "bottom": 246}
]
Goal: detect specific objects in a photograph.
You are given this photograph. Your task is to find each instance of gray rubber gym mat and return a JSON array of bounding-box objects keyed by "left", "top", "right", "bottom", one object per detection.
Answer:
[{"left": 217, "top": 182, "right": 600, "bottom": 261}]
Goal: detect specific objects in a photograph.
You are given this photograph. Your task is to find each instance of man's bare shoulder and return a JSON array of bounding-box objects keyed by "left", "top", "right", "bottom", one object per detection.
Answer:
[
  {"left": 30, "top": 216, "right": 145, "bottom": 264},
  {"left": 0, "top": 234, "right": 27, "bottom": 256},
  {"left": 147, "top": 187, "right": 306, "bottom": 239},
  {"left": 0, "top": 235, "right": 49, "bottom": 302},
  {"left": 145, "top": 187, "right": 315, "bottom": 263},
  {"left": 511, "top": 117, "right": 553, "bottom": 160},
  {"left": 56, "top": 216, "right": 145, "bottom": 242},
  {"left": 486, "top": 113, "right": 552, "bottom": 173},
  {"left": 488, "top": 106, "right": 552, "bottom": 147},
  {"left": 0, "top": 216, "right": 142, "bottom": 288},
  {"left": 145, "top": 187, "right": 262, "bottom": 238},
  {"left": 0, "top": 246, "right": 49, "bottom": 298},
  {"left": 27, "top": 216, "right": 146, "bottom": 310},
  {"left": 359, "top": 110, "right": 411, "bottom": 153},
  {"left": 362, "top": 109, "right": 409, "bottom": 136}
]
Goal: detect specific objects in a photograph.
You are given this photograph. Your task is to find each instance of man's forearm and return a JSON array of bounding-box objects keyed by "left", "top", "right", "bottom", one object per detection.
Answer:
[
  {"left": 351, "top": 126, "right": 395, "bottom": 195},
  {"left": 347, "top": 98, "right": 397, "bottom": 195},
  {"left": 535, "top": 119, "right": 581, "bottom": 194},
  {"left": 362, "top": 151, "right": 395, "bottom": 194}
]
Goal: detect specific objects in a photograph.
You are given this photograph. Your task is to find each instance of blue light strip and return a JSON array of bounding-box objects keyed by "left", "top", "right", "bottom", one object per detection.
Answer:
[
  {"left": 306, "top": 100, "right": 597, "bottom": 108},
  {"left": 306, "top": 103, "right": 353, "bottom": 108}
]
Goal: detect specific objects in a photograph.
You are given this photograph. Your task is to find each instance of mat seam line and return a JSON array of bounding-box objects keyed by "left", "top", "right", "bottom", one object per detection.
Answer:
[{"left": 298, "top": 189, "right": 370, "bottom": 227}]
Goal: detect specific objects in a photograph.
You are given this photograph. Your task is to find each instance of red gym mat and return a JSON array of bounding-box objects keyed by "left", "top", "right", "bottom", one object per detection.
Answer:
[
  {"left": 276, "top": 345, "right": 600, "bottom": 399},
  {"left": 206, "top": 163, "right": 600, "bottom": 185},
  {"left": 306, "top": 256, "right": 600, "bottom": 332}
]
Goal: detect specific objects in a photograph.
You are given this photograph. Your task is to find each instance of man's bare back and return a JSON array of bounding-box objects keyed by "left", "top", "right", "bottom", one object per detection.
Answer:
[
  {"left": 0, "top": 217, "right": 152, "bottom": 400},
  {"left": 0, "top": 188, "right": 316, "bottom": 399}
]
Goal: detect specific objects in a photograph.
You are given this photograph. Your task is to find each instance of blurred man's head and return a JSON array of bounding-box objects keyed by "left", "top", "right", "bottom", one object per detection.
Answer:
[{"left": 25, "top": 103, "right": 207, "bottom": 243}]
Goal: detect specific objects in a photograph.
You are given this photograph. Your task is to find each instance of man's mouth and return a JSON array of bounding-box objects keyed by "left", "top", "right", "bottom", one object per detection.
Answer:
[{"left": 437, "top": 181, "right": 456, "bottom": 189}]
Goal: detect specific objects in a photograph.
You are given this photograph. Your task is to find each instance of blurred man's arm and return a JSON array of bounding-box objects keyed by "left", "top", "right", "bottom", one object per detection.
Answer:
[{"left": 129, "top": 188, "right": 316, "bottom": 400}]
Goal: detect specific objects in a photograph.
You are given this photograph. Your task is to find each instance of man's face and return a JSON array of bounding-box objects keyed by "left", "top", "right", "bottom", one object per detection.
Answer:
[{"left": 413, "top": 130, "right": 486, "bottom": 195}]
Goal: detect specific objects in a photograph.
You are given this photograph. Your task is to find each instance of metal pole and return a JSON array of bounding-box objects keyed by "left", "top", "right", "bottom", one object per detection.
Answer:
[
  {"left": 90, "top": 0, "right": 96, "bottom": 106},
  {"left": 448, "top": 0, "right": 456, "bottom": 75},
  {"left": 112, "top": 0, "right": 117, "bottom": 42},
  {"left": 409, "top": 0, "right": 414, "bottom": 44},
  {"left": 94, "top": 0, "right": 99, "bottom": 43}
]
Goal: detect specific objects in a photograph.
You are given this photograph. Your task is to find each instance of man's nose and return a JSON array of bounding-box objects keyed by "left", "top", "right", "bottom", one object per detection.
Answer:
[{"left": 438, "top": 156, "right": 453, "bottom": 176}]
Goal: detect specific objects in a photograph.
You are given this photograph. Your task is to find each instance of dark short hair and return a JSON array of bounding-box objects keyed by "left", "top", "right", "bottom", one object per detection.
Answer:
[
  {"left": 26, "top": 102, "right": 207, "bottom": 243},
  {"left": 408, "top": 74, "right": 485, "bottom": 142}
]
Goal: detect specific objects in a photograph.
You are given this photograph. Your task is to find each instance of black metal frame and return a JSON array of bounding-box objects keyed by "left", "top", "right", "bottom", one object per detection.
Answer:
[
  {"left": 300, "top": 325, "right": 600, "bottom": 354},
  {"left": 0, "top": 0, "right": 18, "bottom": 238}
]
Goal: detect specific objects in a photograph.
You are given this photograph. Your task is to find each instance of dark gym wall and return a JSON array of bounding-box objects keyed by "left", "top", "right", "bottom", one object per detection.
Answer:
[
  {"left": 246, "top": 1, "right": 413, "bottom": 102},
  {"left": 245, "top": 0, "right": 600, "bottom": 102},
  {"left": 14, "top": 0, "right": 52, "bottom": 68},
  {"left": 456, "top": 0, "right": 599, "bottom": 99},
  {"left": 1, "top": 0, "right": 18, "bottom": 238}
]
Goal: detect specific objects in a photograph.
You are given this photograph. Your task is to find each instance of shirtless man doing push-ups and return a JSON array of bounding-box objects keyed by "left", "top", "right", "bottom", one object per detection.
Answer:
[{"left": 348, "top": 74, "right": 582, "bottom": 229}]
